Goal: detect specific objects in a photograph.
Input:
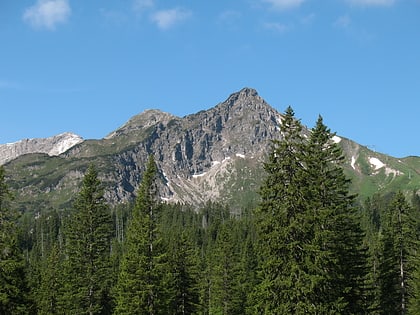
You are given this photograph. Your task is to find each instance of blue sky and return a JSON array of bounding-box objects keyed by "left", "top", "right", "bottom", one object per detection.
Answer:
[{"left": 1, "top": 0, "right": 419, "bottom": 157}]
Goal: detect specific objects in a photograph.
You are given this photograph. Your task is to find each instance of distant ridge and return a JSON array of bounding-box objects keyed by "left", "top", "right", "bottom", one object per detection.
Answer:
[{"left": 0, "top": 132, "right": 83, "bottom": 165}]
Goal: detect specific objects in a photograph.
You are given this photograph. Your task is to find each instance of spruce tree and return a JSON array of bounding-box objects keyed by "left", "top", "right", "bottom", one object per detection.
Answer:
[
  {"left": 251, "top": 106, "right": 310, "bottom": 314},
  {"left": 209, "top": 220, "right": 243, "bottom": 315},
  {"left": 0, "top": 166, "right": 29, "bottom": 314},
  {"left": 114, "top": 155, "right": 168, "bottom": 315},
  {"left": 27, "top": 209, "right": 65, "bottom": 314},
  {"left": 251, "top": 111, "right": 369, "bottom": 314},
  {"left": 408, "top": 249, "right": 420, "bottom": 314},
  {"left": 37, "top": 243, "right": 65, "bottom": 314},
  {"left": 379, "top": 192, "right": 417, "bottom": 314},
  {"left": 167, "top": 230, "right": 201, "bottom": 315},
  {"left": 305, "top": 116, "right": 369, "bottom": 314},
  {"left": 62, "top": 164, "right": 113, "bottom": 315},
  {"left": 408, "top": 192, "right": 420, "bottom": 314}
]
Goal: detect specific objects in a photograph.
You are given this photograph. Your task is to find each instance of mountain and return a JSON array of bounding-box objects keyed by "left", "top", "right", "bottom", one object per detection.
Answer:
[
  {"left": 0, "top": 132, "right": 83, "bottom": 165},
  {"left": 3, "top": 88, "right": 420, "bottom": 212}
]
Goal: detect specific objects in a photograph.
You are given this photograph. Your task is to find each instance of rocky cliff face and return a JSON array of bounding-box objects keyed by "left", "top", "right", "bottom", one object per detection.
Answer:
[
  {"left": 3, "top": 88, "right": 420, "bottom": 212},
  {"left": 61, "top": 88, "right": 285, "bottom": 205},
  {"left": 0, "top": 132, "right": 83, "bottom": 165}
]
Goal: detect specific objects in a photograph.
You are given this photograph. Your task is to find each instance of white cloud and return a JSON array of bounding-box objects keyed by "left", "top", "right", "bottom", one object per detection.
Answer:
[
  {"left": 346, "top": 0, "right": 396, "bottom": 6},
  {"left": 262, "top": 0, "right": 305, "bottom": 10},
  {"left": 151, "top": 8, "right": 191, "bottom": 30},
  {"left": 23, "top": 0, "right": 71, "bottom": 30}
]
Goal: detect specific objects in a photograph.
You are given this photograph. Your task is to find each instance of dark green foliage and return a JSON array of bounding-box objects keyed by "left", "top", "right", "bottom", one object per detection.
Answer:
[
  {"left": 114, "top": 155, "right": 169, "bottom": 315},
  {"left": 378, "top": 192, "right": 418, "bottom": 314},
  {"left": 252, "top": 111, "right": 369, "bottom": 314},
  {"left": 0, "top": 166, "right": 29, "bottom": 314},
  {"left": 167, "top": 230, "right": 201, "bottom": 315},
  {"left": 208, "top": 220, "right": 243, "bottom": 315},
  {"left": 62, "top": 164, "right": 113, "bottom": 315},
  {"left": 23, "top": 208, "right": 65, "bottom": 314},
  {"left": 305, "top": 116, "right": 369, "bottom": 314},
  {"left": 4, "top": 110, "right": 420, "bottom": 314},
  {"left": 408, "top": 192, "right": 420, "bottom": 314},
  {"left": 159, "top": 203, "right": 202, "bottom": 315},
  {"left": 252, "top": 106, "right": 311, "bottom": 314},
  {"left": 36, "top": 243, "right": 65, "bottom": 314}
]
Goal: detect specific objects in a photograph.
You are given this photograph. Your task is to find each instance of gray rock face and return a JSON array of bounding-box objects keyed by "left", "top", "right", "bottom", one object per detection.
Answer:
[
  {"left": 0, "top": 132, "right": 83, "bottom": 165},
  {"left": 79, "top": 87, "right": 286, "bottom": 205},
  {"left": 5, "top": 87, "right": 418, "bottom": 211},
  {"left": 47, "top": 87, "right": 284, "bottom": 206}
]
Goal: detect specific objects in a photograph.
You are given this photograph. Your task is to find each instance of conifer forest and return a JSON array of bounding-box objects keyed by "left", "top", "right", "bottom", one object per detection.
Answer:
[{"left": 1, "top": 107, "right": 420, "bottom": 314}]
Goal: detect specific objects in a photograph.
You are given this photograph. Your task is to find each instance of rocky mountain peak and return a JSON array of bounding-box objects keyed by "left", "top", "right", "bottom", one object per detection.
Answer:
[
  {"left": 0, "top": 132, "right": 83, "bottom": 165},
  {"left": 3, "top": 87, "right": 420, "bottom": 211},
  {"left": 105, "top": 109, "right": 178, "bottom": 139},
  {"left": 225, "top": 87, "right": 259, "bottom": 105}
]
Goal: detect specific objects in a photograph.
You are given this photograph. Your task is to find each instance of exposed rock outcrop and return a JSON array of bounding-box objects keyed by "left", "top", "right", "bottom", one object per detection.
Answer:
[{"left": 0, "top": 132, "right": 83, "bottom": 165}]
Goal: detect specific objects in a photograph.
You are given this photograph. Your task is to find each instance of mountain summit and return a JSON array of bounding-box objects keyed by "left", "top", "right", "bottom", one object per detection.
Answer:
[{"left": 3, "top": 88, "right": 420, "bottom": 211}]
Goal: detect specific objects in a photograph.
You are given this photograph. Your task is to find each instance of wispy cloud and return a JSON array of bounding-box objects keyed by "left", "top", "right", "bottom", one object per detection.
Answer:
[
  {"left": 346, "top": 0, "right": 396, "bottom": 6},
  {"left": 263, "top": 22, "right": 290, "bottom": 33},
  {"left": 262, "top": 0, "right": 305, "bottom": 10},
  {"left": 151, "top": 8, "right": 192, "bottom": 30},
  {"left": 23, "top": 0, "right": 71, "bottom": 30}
]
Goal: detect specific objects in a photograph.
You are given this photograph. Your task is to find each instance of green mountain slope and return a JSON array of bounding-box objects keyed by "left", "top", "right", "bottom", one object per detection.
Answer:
[{"left": 3, "top": 88, "right": 419, "bottom": 212}]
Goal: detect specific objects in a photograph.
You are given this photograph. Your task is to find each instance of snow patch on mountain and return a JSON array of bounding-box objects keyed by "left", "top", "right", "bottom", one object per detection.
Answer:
[
  {"left": 192, "top": 172, "right": 208, "bottom": 178},
  {"left": 351, "top": 156, "right": 357, "bottom": 170},
  {"left": 369, "top": 157, "right": 385, "bottom": 170},
  {"left": 369, "top": 156, "right": 403, "bottom": 177},
  {"left": 385, "top": 167, "right": 403, "bottom": 177},
  {"left": 48, "top": 133, "right": 84, "bottom": 156},
  {"left": 332, "top": 135, "right": 342, "bottom": 144}
]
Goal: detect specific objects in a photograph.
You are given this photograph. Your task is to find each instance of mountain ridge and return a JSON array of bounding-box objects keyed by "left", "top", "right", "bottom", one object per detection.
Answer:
[
  {"left": 3, "top": 88, "right": 420, "bottom": 211},
  {"left": 0, "top": 132, "right": 83, "bottom": 165}
]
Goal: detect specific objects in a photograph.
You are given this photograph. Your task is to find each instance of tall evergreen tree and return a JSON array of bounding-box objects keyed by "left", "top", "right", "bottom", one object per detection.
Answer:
[
  {"left": 251, "top": 106, "right": 310, "bottom": 314},
  {"left": 379, "top": 192, "right": 417, "bottom": 314},
  {"left": 305, "top": 116, "right": 369, "bottom": 314},
  {"left": 408, "top": 192, "right": 420, "bottom": 314},
  {"left": 251, "top": 111, "right": 369, "bottom": 314},
  {"left": 26, "top": 209, "right": 65, "bottom": 314},
  {"left": 209, "top": 220, "right": 243, "bottom": 315},
  {"left": 0, "top": 166, "right": 29, "bottom": 314},
  {"left": 167, "top": 230, "right": 201, "bottom": 315},
  {"left": 62, "top": 164, "right": 113, "bottom": 315},
  {"left": 37, "top": 243, "right": 65, "bottom": 315},
  {"left": 114, "top": 155, "right": 168, "bottom": 315}
]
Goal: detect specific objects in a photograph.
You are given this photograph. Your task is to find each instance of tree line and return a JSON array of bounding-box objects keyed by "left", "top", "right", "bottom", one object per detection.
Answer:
[{"left": 1, "top": 106, "right": 420, "bottom": 314}]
